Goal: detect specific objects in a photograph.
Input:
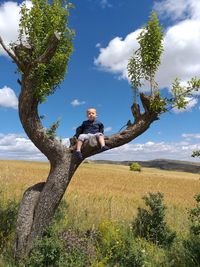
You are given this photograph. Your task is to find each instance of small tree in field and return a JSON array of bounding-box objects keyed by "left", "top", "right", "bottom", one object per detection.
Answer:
[
  {"left": 130, "top": 162, "right": 142, "bottom": 172},
  {"left": 192, "top": 150, "right": 200, "bottom": 158},
  {"left": 0, "top": 2, "right": 199, "bottom": 260},
  {"left": 132, "top": 192, "right": 176, "bottom": 247}
]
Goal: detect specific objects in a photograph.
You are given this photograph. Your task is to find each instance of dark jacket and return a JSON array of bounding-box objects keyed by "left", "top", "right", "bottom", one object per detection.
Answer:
[{"left": 74, "top": 120, "right": 104, "bottom": 138}]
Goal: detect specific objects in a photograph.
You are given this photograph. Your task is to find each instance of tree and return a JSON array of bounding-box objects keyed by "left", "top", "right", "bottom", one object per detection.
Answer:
[
  {"left": 192, "top": 150, "right": 200, "bottom": 158},
  {"left": 130, "top": 162, "right": 142, "bottom": 172},
  {"left": 0, "top": 2, "right": 199, "bottom": 260}
]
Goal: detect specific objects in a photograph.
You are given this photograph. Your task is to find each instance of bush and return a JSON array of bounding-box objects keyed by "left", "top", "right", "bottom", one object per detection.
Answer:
[
  {"left": 96, "top": 220, "right": 145, "bottom": 267},
  {"left": 0, "top": 193, "right": 19, "bottom": 251},
  {"left": 26, "top": 200, "right": 93, "bottom": 267},
  {"left": 26, "top": 226, "right": 65, "bottom": 267},
  {"left": 183, "top": 194, "right": 200, "bottom": 266},
  {"left": 189, "top": 194, "right": 200, "bottom": 236},
  {"left": 132, "top": 192, "right": 176, "bottom": 247},
  {"left": 26, "top": 226, "right": 92, "bottom": 267},
  {"left": 130, "top": 162, "right": 141, "bottom": 172},
  {"left": 53, "top": 199, "right": 69, "bottom": 227}
]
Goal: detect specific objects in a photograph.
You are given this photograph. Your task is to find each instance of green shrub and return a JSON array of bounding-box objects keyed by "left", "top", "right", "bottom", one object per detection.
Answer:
[
  {"left": 130, "top": 162, "right": 141, "bottom": 172},
  {"left": 26, "top": 198, "right": 92, "bottom": 267},
  {"left": 0, "top": 193, "right": 19, "bottom": 251},
  {"left": 26, "top": 226, "right": 91, "bottom": 267},
  {"left": 183, "top": 194, "right": 200, "bottom": 266},
  {"left": 132, "top": 192, "right": 176, "bottom": 247},
  {"left": 26, "top": 226, "right": 65, "bottom": 267},
  {"left": 53, "top": 199, "right": 69, "bottom": 228},
  {"left": 96, "top": 220, "right": 145, "bottom": 267},
  {"left": 189, "top": 194, "right": 200, "bottom": 236}
]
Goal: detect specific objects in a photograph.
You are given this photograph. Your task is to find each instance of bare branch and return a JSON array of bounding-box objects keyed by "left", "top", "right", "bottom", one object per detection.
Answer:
[
  {"left": 36, "top": 32, "right": 61, "bottom": 64},
  {"left": 0, "top": 36, "right": 22, "bottom": 69},
  {"left": 131, "top": 103, "right": 141, "bottom": 123},
  {"left": 140, "top": 93, "right": 151, "bottom": 113},
  {"left": 17, "top": 79, "right": 22, "bottom": 85}
]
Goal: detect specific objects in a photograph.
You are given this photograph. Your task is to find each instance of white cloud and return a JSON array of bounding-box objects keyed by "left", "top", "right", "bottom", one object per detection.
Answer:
[
  {"left": 153, "top": 0, "right": 190, "bottom": 21},
  {"left": 153, "top": 0, "right": 200, "bottom": 21},
  {"left": 71, "top": 99, "right": 86, "bottom": 107},
  {"left": 0, "top": 133, "right": 46, "bottom": 161},
  {"left": 61, "top": 137, "right": 70, "bottom": 147},
  {"left": 104, "top": 126, "right": 112, "bottom": 133},
  {"left": 182, "top": 133, "right": 200, "bottom": 140},
  {"left": 94, "top": 29, "right": 141, "bottom": 79},
  {"left": 0, "top": 133, "right": 70, "bottom": 161},
  {"left": 0, "top": 133, "right": 199, "bottom": 162},
  {"left": 91, "top": 140, "right": 200, "bottom": 162},
  {"left": 96, "top": 43, "right": 101, "bottom": 48},
  {"left": 156, "top": 19, "right": 200, "bottom": 90},
  {"left": 94, "top": 0, "right": 200, "bottom": 111},
  {"left": 0, "top": 86, "right": 18, "bottom": 109},
  {"left": 0, "top": 1, "right": 32, "bottom": 56},
  {"left": 100, "top": 0, "right": 112, "bottom": 9}
]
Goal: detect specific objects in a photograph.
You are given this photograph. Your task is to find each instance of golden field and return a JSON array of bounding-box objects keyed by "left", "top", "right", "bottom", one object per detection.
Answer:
[{"left": 0, "top": 160, "right": 200, "bottom": 233}]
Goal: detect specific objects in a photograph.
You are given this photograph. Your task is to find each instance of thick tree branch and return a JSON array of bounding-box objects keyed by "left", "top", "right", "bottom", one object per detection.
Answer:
[
  {"left": 72, "top": 93, "right": 159, "bottom": 160},
  {"left": 15, "top": 182, "right": 45, "bottom": 260},
  {"left": 19, "top": 77, "right": 67, "bottom": 164},
  {"left": 131, "top": 103, "right": 141, "bottom": 123},
  {"left": 36, "top": 32, "right": 61, "bottom": 64},
  {"left": 140, "top": 92, "right": 151, "bottom": 113},
  {"left": 0, "top": 36, "right": 23, "bottom": 69}
]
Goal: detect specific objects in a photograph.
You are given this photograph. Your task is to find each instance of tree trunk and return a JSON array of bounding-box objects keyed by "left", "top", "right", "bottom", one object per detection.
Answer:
[{"left": 15, "top": 151, "right": 80, "bottom": 260}]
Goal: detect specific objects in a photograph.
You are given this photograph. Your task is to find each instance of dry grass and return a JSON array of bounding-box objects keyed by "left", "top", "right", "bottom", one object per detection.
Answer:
[{"left": 0, "top": 160, "right": 200, "bottom": 232}]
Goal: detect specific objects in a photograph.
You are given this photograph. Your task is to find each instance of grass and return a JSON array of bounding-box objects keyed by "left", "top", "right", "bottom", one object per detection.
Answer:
[{"left": 0, "top": 160, "right": 199, "bottom": 233}]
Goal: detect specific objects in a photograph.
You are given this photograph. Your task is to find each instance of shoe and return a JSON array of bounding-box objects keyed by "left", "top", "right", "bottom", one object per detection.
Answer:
[
  {"left": 74, "top": 151, "right": 83, "bottom": 160},
  {"left": 101, "top": 145, "right": 109, "bottom": 152}
]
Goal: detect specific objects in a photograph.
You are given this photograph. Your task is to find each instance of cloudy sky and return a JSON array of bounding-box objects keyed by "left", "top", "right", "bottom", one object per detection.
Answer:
[{"left": 0, "top": 0, "right": 200, "bottom": 162}]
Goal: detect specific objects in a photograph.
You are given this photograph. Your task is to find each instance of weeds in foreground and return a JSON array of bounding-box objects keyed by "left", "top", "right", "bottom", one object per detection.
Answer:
[{"left": 0, "top": 191, "right": 200, "bottom": 266}]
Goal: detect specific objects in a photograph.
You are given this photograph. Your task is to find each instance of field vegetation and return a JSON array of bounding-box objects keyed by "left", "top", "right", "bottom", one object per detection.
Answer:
[{"left": 0, "top": 160, "right": 200, "bottom": 266}]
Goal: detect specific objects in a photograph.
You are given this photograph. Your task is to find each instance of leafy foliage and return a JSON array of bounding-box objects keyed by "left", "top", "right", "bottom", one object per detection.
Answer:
[
  {"left": 189, "top": 194, "right": 200, "bottom": 236},
  {"left": 0, "top": 193, "right": 19, "bottom": 251},
  {"left": 130, "top": 162, "right": 142, "bottom": 172},
  {"left": 127, "top": 12, "right": 163, "bottom": 99},
  {"left": 127, "top": 12, "right": 200, "bottom": 112},
  {"left": 166, "top": 195, "right": 200, "bottom": 267},
  {"left": 192, "top": 150, "right": 200, "bottom": 158},
  {"left": 26, "top": 201, "right": 91, "bottom": 267},
  {"left": 96, "top": 220, "right": 145, "bottom": 267},
  {"left": 138, "top": 12, "right": 163, "bottom": 93},
  {"left": 169, "top": 77, "right": 200, "bottom": 109},
  {"left": 46, "top": 119, "right": 60, "bottom": 140},
  {"left": 26, "top": 227, "right": 65, "bottom": 267},
  {"left": 18, "top": 0, "right": 74, "bottom": 102},
  {"left": 183, "top": 195, "right": 200, "bottom": 266},
  {"left": 133, "top": 192, "right": 176, "bottom": 247}
]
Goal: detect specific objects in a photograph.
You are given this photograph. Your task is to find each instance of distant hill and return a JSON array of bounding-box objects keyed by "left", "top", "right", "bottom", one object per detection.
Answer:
[{"left": 93, "top": 159, "right": 200, "bottom": 174}]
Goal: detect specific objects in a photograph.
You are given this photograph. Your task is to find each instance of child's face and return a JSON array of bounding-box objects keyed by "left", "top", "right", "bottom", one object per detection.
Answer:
[{"left": 87, "top": 108, "right": 97, "bottom": 121}]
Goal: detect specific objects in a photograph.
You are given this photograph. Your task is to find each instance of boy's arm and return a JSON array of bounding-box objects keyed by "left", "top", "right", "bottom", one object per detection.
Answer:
[
  {"left": 74, "top": 123, "right": 84, "bottom": 138},
  {"left": 99, "top": 122, "right": 104, "bottom": 134}
]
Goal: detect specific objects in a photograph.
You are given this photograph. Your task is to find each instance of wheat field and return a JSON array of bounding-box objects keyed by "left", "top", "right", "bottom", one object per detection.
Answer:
[{"left": 0, "top": 160, "right": 199, "bottom": 233}]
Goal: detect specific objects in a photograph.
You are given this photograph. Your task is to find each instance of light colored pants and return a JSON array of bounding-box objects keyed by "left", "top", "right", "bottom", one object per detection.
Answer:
[{"left": 78, "top": 133, "right": 103, "bottom": 142}]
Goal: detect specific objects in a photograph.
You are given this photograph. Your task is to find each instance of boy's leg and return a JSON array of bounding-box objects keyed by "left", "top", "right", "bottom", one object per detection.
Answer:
[
  {"left": 98, "top": 135, "right": 105, "bottom": 147},
  {"left": 97, "top": 134, "right": 109, "bottom": 151},
  {"left": 74, "top": 135, "right": 85, "bottom": 160},
  {"left": 76, "top": 140, "right": 83, "bottom": 151}
]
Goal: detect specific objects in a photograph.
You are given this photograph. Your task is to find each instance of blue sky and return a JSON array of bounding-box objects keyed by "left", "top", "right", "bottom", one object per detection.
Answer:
[{"left": 0, "top": 0, "right": 200, "bottom": 162}]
